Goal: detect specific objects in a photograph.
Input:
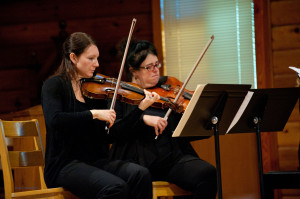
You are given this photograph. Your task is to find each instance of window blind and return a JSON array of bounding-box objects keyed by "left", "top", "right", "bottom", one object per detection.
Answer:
[{"left": 161, "top": 0, "right": 257, "bottom": 90}]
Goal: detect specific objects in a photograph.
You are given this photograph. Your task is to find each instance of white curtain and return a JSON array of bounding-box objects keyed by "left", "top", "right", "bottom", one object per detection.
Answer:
[{"left": 161, "top": 0, "right": 257, "bottom": 90}]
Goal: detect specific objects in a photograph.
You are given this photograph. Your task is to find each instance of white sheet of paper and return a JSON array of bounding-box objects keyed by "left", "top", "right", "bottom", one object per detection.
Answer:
[
  {"left": 172, "top": 84, "right": 207, "bottom": 137},
  {"left": 289, "top": 66, "right": 300, "bottom": 78},
  {"left": 225, "top": 91, "right": 254, "bottom": 134}
]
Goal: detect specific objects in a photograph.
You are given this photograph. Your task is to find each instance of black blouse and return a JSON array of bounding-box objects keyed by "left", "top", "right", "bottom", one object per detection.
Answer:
[
  {"left": 109, "top": 76, "right": 206, "bottom": 170},
  {"left": 41, "top": 76, "right": 111, "bottom": 187}
]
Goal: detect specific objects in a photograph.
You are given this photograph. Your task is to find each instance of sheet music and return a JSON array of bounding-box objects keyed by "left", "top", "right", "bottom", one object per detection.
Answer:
[
  {"left": 172, "top": 84, "right": 207, "bottom": 137},
  {"left": 289, "top": 66, "right": 300, "bottom": 78},
  {"left": 225, "top": 91, "right": 254, "bottom": 134}
]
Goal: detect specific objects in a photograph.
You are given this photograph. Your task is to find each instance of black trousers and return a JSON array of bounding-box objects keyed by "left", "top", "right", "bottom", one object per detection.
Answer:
[
  {"left": 150, "top": 154, "right": 217, "bottom": 199},
  {"left": 56, "top": 159, "right": 152, "bottom": 199}
]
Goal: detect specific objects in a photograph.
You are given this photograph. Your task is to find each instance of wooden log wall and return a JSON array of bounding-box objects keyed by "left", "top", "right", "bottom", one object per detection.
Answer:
[
  {"left": 0, "top": 0, "right": 153, "bottom": 114},
  {"left": 270, "top": 0, "right": 300, "bottom": 198},
  {"left": 271, "top": 0, "right": 300, "bottom": 88},
  {"left": 0, "top": 0, "right": 299, "bottom": 198}
]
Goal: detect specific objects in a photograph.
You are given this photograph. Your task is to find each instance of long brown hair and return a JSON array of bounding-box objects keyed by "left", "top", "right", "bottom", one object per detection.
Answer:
[{"left": 55, "top": 32, "right": 96, "bottom": 81}]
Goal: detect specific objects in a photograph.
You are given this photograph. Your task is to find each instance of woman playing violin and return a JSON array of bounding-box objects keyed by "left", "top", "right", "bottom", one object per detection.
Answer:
[
  {"left": 109, "top": 40, "right": 217, "bottom": 199},
  {"left": 41, "top": 32, "right": 159, "bottom": 199}
]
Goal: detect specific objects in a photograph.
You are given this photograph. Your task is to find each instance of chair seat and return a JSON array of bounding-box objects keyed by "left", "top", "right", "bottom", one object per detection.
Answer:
[
  {"left": 12, "top": 187, "right": 65, "bottom": 199},
  {"left": 152, "top": 181, "right": 192, "bottom": 199},
  {"left": 11, "top": 188, "right": 79, "bottom": 199}
]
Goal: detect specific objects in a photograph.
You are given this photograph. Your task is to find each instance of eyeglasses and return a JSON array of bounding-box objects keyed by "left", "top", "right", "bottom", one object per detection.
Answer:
[{"left": 140, "top": 62, "right": 162, "bottom": 71}]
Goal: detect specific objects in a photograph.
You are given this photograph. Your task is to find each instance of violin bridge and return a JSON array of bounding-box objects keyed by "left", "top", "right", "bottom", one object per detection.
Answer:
[{"left": 173, "top": 85, "right": 180, "bottom": 95}]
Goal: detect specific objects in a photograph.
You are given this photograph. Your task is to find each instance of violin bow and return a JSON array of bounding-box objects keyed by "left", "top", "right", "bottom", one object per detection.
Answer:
[
  {"left": 107, "top": 18, "right": 137, "bottom": 131},
  {"left": 155, "top": 35, "right": 214, "bottom": 139}
]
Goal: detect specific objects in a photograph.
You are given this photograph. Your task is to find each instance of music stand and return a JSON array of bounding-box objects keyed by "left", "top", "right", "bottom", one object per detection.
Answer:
[
  {"left": 172, "top": 83, "right": 251, "bottom": 199},
  {"left": 228, "top": 87, "right": 300, "bottom": 199}
]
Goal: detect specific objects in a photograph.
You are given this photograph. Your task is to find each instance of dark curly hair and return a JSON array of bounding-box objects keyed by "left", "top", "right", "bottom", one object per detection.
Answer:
[{"left": 119, "top": 39, "right": 157, "bottom": 80}]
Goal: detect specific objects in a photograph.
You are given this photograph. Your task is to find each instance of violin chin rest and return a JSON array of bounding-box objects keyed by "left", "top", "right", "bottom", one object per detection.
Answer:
[{"left": 161, "top": 84, "right": 171, "bottom": 91}]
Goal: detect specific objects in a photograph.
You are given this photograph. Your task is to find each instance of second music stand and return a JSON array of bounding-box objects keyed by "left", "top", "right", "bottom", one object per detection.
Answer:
[{"left": 228, "top": 87, "right": 300, "bottom": 198}]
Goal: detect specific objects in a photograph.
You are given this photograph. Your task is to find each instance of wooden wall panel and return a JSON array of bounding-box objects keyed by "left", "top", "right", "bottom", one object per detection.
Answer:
[
  {"left": 0, "top": 44, "right": 54, "bottom": 70},
  {"left": 278, "top": 121, "right": 300, "bottom": 171},
  {"left": 0, "top": 90, "right": 31, "bottom": 113},
  {"left": 278, "top": 146, "right": 299, "bottom": 170},
  {"left": 0, "top": 69, "right": 31, "bottom": 90},
  {"left": 254, "top": 0, "right": 300, "bottom": 198},
  {"left": 273, "top": 74, "right": 299, "bottom": 88},
  {"left": 0, "top": 15, "right": 152, "bottom": 47},
  {"left": 0, "top": 0, "right": 153, "bottom": 114},
  {"left": 271, "top": 0, "right": 300, "bottom": 25},
  {"left": 272, "top": 25, "right": 300, "bottom": 50},
  {"left": 254, "top": 0, "right": 273, "bottom": 89},
  {"left": 287, "top": 101, "right": 300, "bottom": 121},
  {"left": 193, "top": 134, "right": 260, "bottom": 199},
  {"left": 279, "top": 122, "right": 300, "bottom": 146},
  {"left": 0, "top": 22, "right": 60, "bottom": 46},
  {"left": 270, "top": 0, "right": 300, "bottom": 198},
  {"left": 273, "top": 49, "right": 300, "bottom": 76},
  {"left": 0, "top": 0, "right": 151, "bottom": 25},
  {"left": 281, "top": 189, "right": 300, "bottom": 198}
]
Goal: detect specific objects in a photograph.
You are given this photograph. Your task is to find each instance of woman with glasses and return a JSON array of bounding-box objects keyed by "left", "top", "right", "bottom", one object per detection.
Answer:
[{"left": 109, "top": 40, "right": 217, "bottom": 199}]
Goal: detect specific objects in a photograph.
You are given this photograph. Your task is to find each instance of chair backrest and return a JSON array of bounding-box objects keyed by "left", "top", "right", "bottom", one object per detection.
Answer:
[{"left": 0, "top": 119, "right": 47, "bottom": 198}]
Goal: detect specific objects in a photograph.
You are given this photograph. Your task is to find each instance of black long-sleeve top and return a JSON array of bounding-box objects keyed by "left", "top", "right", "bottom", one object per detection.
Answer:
[
  {"left": 41, "top": 75, "right": 112, "bottom": 188},
  {"left": 109, "top": 77, "right": 207, "bottom": 170}
]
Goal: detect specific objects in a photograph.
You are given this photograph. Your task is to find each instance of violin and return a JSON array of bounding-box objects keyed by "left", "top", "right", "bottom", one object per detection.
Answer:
[
  {"left": 147, "top": 75, "right": 193, "bottom": 113},
  {"left": 81, "top": 73, "right": 193, "bottom": 113}
]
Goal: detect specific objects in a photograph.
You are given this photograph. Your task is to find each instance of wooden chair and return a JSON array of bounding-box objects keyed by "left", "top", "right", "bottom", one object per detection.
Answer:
[
  {"left": 0, "top": 119, "right": 78, "bottom": 199},
  {"left": 152, "top": 181, "right": 192, "bottom": 199}
]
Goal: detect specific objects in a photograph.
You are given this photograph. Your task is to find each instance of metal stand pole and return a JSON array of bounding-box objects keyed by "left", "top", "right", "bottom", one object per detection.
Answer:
[
  {"left": 254, "top": 116, "right": 265, "bottom": 199},
  {"left": 212, "top": 116, "right": 223, "bottom": 199}
]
